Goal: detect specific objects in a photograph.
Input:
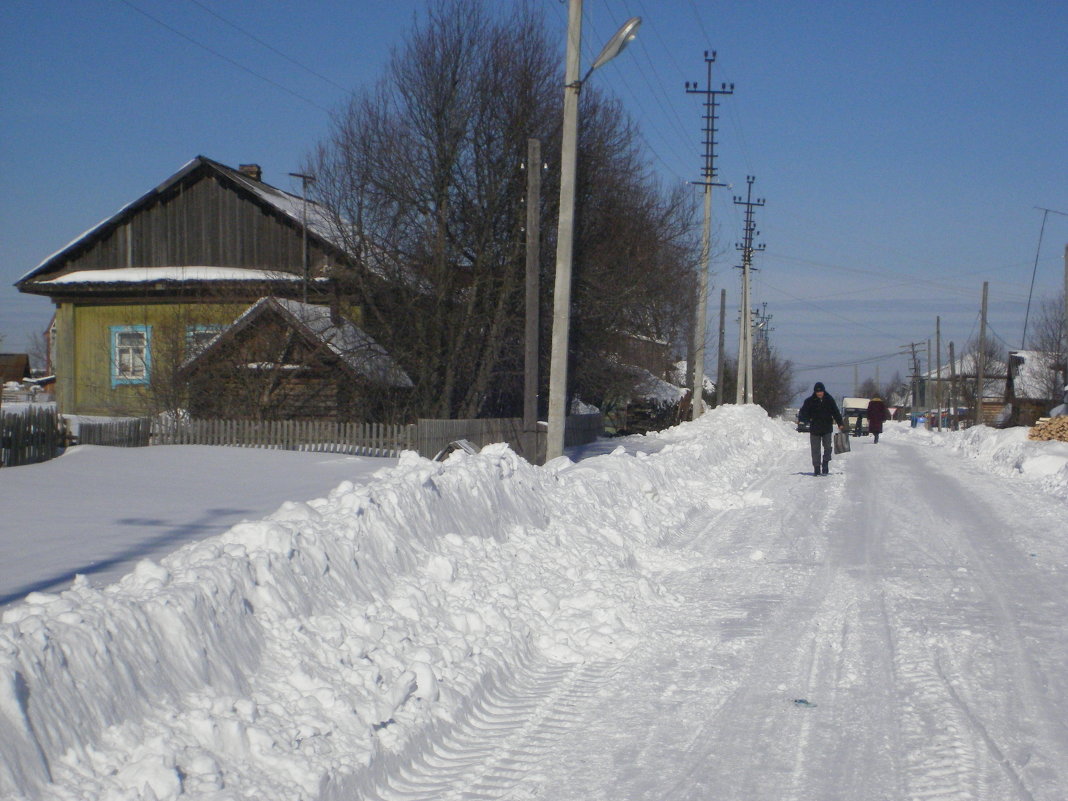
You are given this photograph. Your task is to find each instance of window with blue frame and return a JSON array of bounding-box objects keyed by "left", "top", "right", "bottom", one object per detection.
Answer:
[{"left": 110, "top": 325, "right": 151, "bottom": 386}]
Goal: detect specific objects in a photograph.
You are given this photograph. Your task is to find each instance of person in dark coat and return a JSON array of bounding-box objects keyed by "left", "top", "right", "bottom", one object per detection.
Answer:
[
  {"left": 798, "top": 381, "right": 845, "bottom": 475},
  {"left": 867, "top": 396, "right": 890, "bottom": 443}
]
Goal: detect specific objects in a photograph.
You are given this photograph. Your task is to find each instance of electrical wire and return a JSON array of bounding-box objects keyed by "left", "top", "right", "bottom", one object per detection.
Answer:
[
  {"left": 183, "top": 0, "right": 349, "bottom": 92},
  {"left": 116, "top": 0, "right": 333, "bottom": 114}
]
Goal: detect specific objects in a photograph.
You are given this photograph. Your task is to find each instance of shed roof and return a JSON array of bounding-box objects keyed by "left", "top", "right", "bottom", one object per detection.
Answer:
[{"left": 183, "top": 297, "right": 413, "bottom": 389}]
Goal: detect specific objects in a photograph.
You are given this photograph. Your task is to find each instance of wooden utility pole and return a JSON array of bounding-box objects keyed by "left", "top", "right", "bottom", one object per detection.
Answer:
[
  {"left": 976, "top": 281, "right": 988, "bottom": 426},
  {"left": 1064, "top": 244, "right": 1068, "bottom": 389},
  {"left": 524, "top": 139, "right": 542, "bottom": 462}
]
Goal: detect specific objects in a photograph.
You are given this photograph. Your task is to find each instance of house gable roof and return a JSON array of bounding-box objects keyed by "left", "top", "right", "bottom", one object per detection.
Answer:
[
  {"left": 183, "top": 297, "right": 413, "bottom": 389},
  {"left": 17, "top": 156, "right": 345, "bottom": 288}
]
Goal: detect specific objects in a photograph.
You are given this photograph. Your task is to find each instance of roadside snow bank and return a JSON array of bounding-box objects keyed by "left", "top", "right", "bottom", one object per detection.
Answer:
[
  {"left": 0, "top": 405, "right": 796, "bottom": 800},
  {"left": 906, "top": 423, "right": 1068, "bottom": 498}
]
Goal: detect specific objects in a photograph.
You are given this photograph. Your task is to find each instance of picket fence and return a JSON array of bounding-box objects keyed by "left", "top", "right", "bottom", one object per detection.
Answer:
[
  {"left": 0, "top": 410, "right": 603, "bottom": 466},
  {"left": 79, "top": 417, "right": 152, "bottom": 447},
  {"left": 153, "top": 418, "right": 415, "bottom": 458},
  {"left": 0, "top": 406, "right": 63, "bottom": 467}
]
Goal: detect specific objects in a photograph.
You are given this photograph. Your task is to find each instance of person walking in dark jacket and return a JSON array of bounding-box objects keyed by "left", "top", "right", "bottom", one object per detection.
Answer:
[
  {"left": 867, "top": 396, "right": 890, "bottom": 443},
  {"left": 798, "top": 382, "right": 845, "bottom": 475}
]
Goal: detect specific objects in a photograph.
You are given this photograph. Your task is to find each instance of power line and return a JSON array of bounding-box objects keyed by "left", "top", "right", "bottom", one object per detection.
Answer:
[
  {"left": 184, "top": 0, "right": 349, "bottom": 92},
  {"left": 117, "top": 0, "right": 332, "bottom": 115},
  {"left": 795, "top": 350, "right": 904, "bottom": 372}
]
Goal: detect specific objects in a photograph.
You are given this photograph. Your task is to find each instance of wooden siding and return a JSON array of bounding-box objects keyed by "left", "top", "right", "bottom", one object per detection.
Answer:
[
  {"left": 57, "top": 300, "right": 247, "bottom": 416},
  {"left": 49, "top": 174, "right": 334, "bottom": 275}
]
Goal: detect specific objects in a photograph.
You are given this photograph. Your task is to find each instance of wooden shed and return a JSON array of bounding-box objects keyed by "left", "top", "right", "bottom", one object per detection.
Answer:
[{"left": 180, "top": 297, "right": 412, "bottom": 423}]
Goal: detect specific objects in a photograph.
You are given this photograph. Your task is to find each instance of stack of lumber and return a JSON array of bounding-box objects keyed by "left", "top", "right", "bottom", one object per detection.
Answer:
[{"left": 1028, "top": 417, "right": 1068, "bottom": 442}]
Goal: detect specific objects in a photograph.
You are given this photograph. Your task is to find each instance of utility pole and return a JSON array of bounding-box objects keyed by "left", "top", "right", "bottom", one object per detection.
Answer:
[
  {"left": 523, "top": 139, "right": 542, "bottom": 463},
  {"left": 1064, "top": 244, "right": 1068, "bottom": 389},
  {"left": 949, "top": 341, "right": 957, "bottom": 429},
  {"left": 901, "top": 341, "right": 923, "bottom": 424},
  {"left": 716, "top": 288, "right": 726, "bottom": 407},
  {"left": 686, "top": 52, "right": 733, "bottom": 419},
  {"left": 976, "top": 281, "right": 988, "bottom": 426},
  {"left": 936, "top": 316, "right": 942, "bottom": 431},
  {"left": 289, "top": 171, "right": 316, "bottom": 305},
  {"left": 733, "top": 176, "right": 765, "bottom": 404}
]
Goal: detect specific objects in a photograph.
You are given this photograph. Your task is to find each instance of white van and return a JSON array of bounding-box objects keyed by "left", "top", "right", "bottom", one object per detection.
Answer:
[{"left": 842, "top": 397, "right": 871, "bottom": 435}]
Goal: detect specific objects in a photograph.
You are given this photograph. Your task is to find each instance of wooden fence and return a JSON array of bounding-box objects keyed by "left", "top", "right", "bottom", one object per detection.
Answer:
[
  {"left": 153, "top": 418, "right": 415, "bottom": 457},
  {"left": 413, "top": 413, "right": 602, "bottom": 462},
  {"left": 79, "top": 417, "right": 152, "bottom": 447},
  {"left": 0, "top": 406, "right": 63, "bottom": 467},
  {"left": 0, "top": 410, "right": 603, "bottom": 466}
]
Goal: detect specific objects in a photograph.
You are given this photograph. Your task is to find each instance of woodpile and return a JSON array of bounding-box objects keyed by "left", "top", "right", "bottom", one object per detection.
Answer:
[{"left": 1028, "top": 417, "right": 1068, "bottom": 442}]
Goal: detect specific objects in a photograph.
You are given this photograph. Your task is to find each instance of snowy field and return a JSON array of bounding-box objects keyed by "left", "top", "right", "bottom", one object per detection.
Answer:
[{"left": 1, "top": 406, "right": 1067, "bottom": 800}]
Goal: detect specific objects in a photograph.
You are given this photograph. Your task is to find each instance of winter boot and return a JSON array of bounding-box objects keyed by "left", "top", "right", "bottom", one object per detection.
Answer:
[{"left": 821, "top": 459, "right": 830, "bottom": 475}]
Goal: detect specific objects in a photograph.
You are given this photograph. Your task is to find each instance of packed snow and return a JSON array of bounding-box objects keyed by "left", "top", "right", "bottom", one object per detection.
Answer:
[{"left": 1, "top": 406, "right": 1067, "bottom": 800}]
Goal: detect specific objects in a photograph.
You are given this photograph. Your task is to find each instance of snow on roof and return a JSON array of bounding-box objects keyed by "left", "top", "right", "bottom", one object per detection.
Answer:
[
  {"left": 189, "top": 297, "right": 412, "bottom": 389},
  {"left": 39, "top": 267, "right": 310, "bottom": 284},
  {"left": 19, "top": 157, "right": 345, "bottom": 284},
  {"left": 1007, "top": 350, "right": 1060, "bottom": 400},
  {"left": 628, "top": 365, "right": 686, "bottom": 405}
]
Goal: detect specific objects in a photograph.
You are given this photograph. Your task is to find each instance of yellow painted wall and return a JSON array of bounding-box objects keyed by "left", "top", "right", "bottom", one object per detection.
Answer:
[{"left": 58, "top": 301, "right": 246, "bottom": 416}]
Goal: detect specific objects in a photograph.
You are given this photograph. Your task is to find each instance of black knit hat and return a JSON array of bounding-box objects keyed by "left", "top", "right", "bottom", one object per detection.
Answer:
[{"left": 814, "top": 382, "right": 825, "bottom": 392}]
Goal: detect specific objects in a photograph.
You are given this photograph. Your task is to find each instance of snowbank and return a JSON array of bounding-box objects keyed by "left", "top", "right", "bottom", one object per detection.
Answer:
[
  {"left": 904, "top": 422, "right": 1068, "bottom": 499},
  {"left": 0, "top": 406, "right": 796, "bottom": 800}
]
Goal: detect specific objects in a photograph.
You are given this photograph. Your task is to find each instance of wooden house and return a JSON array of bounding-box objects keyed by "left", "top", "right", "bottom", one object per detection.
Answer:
[{"left": 14, "top": 156, "right": 400, "bottom": 419}]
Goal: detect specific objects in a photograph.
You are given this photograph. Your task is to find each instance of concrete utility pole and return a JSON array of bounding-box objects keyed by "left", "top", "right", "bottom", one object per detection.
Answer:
[
  {"left": 716, "top": 288, "right": 726, "bottom": 407},
  {"left": 949, "top": 341, "right": 957, "bottom": 429},
  {"left": 976, "top": 281, "right": 989, "bottom": 426},
  {"left": 686, "top": 52, "right": 733, "bottom": 419},
  {"left": 523, "top": 139, "right": 542, "bottom": 463},
  {"left": 733, "top": 176, "right": 765, "bottom": 404},
  {"left": 545, "top": 3, "right": 641, "bottom": 461},
  {"left": 936, "top": 316, "right": 942, "bottom": 431}
]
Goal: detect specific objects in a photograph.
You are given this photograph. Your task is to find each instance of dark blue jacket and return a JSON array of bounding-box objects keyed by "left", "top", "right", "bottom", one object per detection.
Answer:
[{"left": 799, "top": 392, "right": 844, "bottom": 436}]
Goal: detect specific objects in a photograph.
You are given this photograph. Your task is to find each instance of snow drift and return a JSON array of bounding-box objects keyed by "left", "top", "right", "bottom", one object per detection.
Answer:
[{"left": 0, "top": 406, "right": 794, "bottom": 799}]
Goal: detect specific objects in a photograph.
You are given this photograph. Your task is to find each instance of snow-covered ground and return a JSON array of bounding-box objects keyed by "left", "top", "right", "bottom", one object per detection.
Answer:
[{"left": 1, "top": 407, "right": 1067, "bottom": 800}]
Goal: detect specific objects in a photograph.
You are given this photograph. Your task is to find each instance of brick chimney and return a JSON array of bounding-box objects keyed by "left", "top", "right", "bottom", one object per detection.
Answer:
[{"left": 238, "top": 163, "right": 262, "bottom": 182}]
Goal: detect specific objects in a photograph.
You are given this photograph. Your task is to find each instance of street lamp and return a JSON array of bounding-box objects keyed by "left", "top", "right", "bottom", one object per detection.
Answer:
[{"left": 545, "top": 2, "right": 641, "bottom": 461}]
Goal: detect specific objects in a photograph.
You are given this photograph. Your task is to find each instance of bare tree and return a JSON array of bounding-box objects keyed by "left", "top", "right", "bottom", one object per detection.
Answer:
[
  {"left": 856, "top": 377, "right": 879, "bottom": 398},
  {"left": 1027, "top": 291, "right": 1067, "bottom": 401},
  {"left": 309, "top": 0, "right": 698, "bottom": 422},
  {"left": 751, "top": 339, "right": 799, "bottom": 417}
]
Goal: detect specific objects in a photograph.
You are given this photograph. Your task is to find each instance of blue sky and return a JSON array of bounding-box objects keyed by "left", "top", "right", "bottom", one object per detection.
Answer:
[{"left": 2, "top": 0, "right": 1066, "bottom": 402}]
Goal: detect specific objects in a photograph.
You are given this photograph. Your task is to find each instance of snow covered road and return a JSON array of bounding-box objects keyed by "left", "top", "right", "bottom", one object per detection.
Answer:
[
  {"left": 357, "top": 433, "right": 1068, "bottom": 801},
  {"left": 3, "top": 410, "right": 1067, "bottom": 800}
]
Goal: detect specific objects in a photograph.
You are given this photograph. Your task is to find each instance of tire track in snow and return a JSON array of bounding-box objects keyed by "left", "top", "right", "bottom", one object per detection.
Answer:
[
  {"left": 355, "top": 657, "right": 618, "bottom": 801},
  {"left": 871, "top": 438, "right": 1068, "bottom": 800}
]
